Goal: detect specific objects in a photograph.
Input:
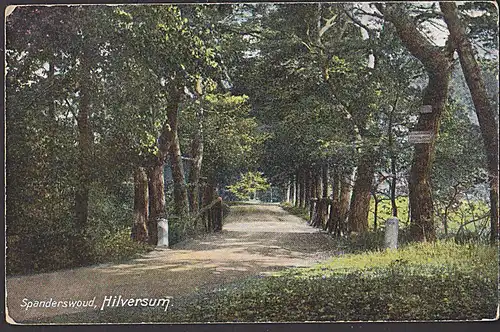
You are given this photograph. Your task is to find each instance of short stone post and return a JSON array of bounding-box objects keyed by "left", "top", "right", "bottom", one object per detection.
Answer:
[
  {"left": 157, "top": 218, "right": 169, "bottom": 247},
  {"left": 384, "top": 217, "right": 399, "bottom": 249}
]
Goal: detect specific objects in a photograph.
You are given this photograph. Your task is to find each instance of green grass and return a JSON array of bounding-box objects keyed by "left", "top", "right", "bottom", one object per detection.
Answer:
[
  {"left": 163, "top": 241, "right": 498, "bottom": 322},
  {"left": 280, "top": 203, "right": 310, "bottom": 221},
  {"left": 38, "top": 240, "right": 499, "bottom": 323}
]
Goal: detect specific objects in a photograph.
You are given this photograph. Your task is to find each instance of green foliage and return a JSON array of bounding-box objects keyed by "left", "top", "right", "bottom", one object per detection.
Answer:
[
  {"left": 368, "top": 196, "right": 410, "bottom": 230},
  {"left": 92, "top": 229, "right": 153, "bottom": 264},
  {"left": 227, "top": 171, "right": 270, "bottom": 200}
]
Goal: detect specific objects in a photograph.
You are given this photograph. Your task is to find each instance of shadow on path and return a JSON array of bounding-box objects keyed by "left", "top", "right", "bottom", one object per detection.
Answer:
[{"left": 6, "top": 204, "right": 338, "bottom": 323}]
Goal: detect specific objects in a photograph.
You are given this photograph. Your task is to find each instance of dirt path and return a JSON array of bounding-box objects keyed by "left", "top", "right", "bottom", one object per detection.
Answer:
[{"left": 6, "top": 204, "right": 339, "bottom": 323}]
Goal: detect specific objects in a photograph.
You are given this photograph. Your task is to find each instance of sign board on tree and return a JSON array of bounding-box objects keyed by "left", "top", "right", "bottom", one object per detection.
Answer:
[
  {"left": 420, "top": 105, "right": 433, "bottom": 113},
  {"left": 408, "top": 131, "right": 434, "bottom": 144}
]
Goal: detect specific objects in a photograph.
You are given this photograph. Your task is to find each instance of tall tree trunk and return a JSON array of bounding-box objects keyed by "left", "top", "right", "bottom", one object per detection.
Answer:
[
  {"left": 74, "top": 45, "right": 92, "bottom": 263},
  {"left": 286, "top": 179, "right": 293, "bottom": 203},
  {"left": 147, "top": 120, "right": 170, "bottom": 245},
  {"left": 166, "top": 88, "right": 189, "bottom": 216},
  {"left": 322, "top": 163, "right": 329, "bottom": 198},
  {"left": 202, "top": 175, "right": 217, "bottom": 231},
  {"left": 315, "top": 167, "right": 322, "bottom": 199},
  {"left": 440, "top": 2, "right": 499, "bottom": 244},
  {"left": 299, "top": 168, "right": 305, "bottom": 208},
  {"left": 378, "top": 3, "right": 454, "bottom": 241},
  {"left": 388, "top": 94, "right": 399, "bottom": 218},
  {"left": 339, "top": 167, "right": 353, "bottom": 229},
  {"left": 188, "top": 118, "right": 203, "bottom": 213},
  {"left": 348, "top": 153, "right": 376, "bottom": 233},
  {"left": 327, "top": 166, "right": 341, "bottom": 234},
  {"left": 132, "top": 167, "right": 149, "bottom": 242},
  {"left": 304, "top": 166, "right": 311, "bottom": 209},
  {"left": 147, "top": 165, "right": 164, "bottom": 245},
  {"left": 293, "top": 174, "right": 297, "bottom": 205},
  {"left": 372, "top": 192, "right": 379, "bottom": 231},
  {"left": 295, "top": 171, "right": 300, "bottom": 207}
]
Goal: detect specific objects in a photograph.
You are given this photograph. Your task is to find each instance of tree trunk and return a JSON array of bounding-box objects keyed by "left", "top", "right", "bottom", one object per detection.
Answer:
[
  {"left": 202, "top": 175, "right": 217, "bottom": 231},
  {"left": 315, "top": 167, "right": 322, "bottom": 200},
  {"left": 286, "top": 178, "right": 291, "bottom": 203},
  {"left": 440, "top": 2, "right": 499, "bottom": 244},
  {"left": 339, "top": 167, "right": 353, "bottom": 228},
  {"left": 372, "top": 193, "right": 379, "bottom": 232},
  {"left": 74, "top": 45, "right": 92, "bottom": 264},
  {"left": 298, "top": 168, "right": 305, "bottom": 208},
  {"left": 388, "top": 95, "right": 399, "bottom": 218},
  {"left": 305, "top": 167, "right": 311, "bottom": 209},
  {"left": 188, "top": 127, "right": 203, "bottom": 213},
  {"left": 322, "top": 163, "right": 329, "bottom": 198},
  {"left": 146, "top": 120, "right": 170, "bottom": 245},
  {"left": 379, "top": 3, "right": 454, "bottom": 242},
  {"left": 147, "top": 165, "right": 164, "bottom": 245},
  {"left": 348, "top": 153, "right": 376, "bottom": 233},
  {"left": 327, "top": 166, "right": 341, "bottom": 234},
  {"left": 132, "top": 167, "right": 149, "bottom": 243},
  {"left": 166, "top": 88, "right": 189, "bottom": 216},
  {"left": 293, "top": 170, "right": 300, "bottom": 207}
]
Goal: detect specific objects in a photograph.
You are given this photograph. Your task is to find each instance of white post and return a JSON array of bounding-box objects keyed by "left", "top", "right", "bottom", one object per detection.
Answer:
[
  {"left": 384, "top": 217, "right": 399, "bottom": 249},
  {"left": 157, "top": 218, "right": 169, "bottom": 247}
]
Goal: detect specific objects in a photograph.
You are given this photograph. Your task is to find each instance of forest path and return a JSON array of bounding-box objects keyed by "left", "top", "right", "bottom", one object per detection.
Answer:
[{"left": 6, "top": 204, "right": 339, "bottom": 323}]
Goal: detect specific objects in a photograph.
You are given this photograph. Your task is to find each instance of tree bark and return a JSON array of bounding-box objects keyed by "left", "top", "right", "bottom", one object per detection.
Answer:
[
  {"left": 146, "top": 120, "right": 170, "bottom": 245},
  {"left": 348, "top": 153, "right": 376, "bottom": 233},
  {"left": 188, "top": 118, "right": 203, "bottom": 213},
  {"left": 372, "top": 192, "right": 379, "bottom": 231},
  {"left": 202, "top": 175, "right": 217, "bottom": 231},
  {"left": 379, "top": 3, "right": 454, "bottom": 241},
  {"left": 286, "top": 178, "right": 291, "bottom": 203},
  {"left": 147, "top": 165, "right": 164, "bottom": 245},
  {"left": 322, "top": 163, "right": 329, "bottom": 198},
  {"left": 315, "top": 167, "right": 322, "bottom": 199},
  {"left": 75, "top": 46, "right": 92, "bottom": 233},
  {"left": 305, "top": 166, "right": 311, "bottom": 209},
  {"left": 440, "top": 2, "right": 499, "bottom": 244},
  {"left": 293, "top": 170, "right": 300, "bottom": 207},
  {"left": 299, "top": 168, "right": 306, "bottom": 208},
  {"left": 388, "top": 94, "right": 399, "bottom": 218},
  {"left": 339, "top": 167, "right": 353, "bottom": 228},
  {"left": 165, "top": 88, "right": 190, "bottom": 216},
  {"left": 132, "top": 167, "right": 149, "bottom": 242},
  {"left": 73, "top": 44, "right": 92, "bottom": 264},
  {"left": 327, "top": 166, "right": 341, "bottom": 234}
]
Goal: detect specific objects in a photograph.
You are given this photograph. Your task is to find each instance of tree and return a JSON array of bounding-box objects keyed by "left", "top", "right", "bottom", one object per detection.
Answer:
[
  {"left": 227, "top": 171, "right": 271, "bottom": 200},
  {"left": 377, "top": 3, "right": 455, "bottom": 241},
  {"left": 440, "top": 2, "right": 498, "bottom": 244}
]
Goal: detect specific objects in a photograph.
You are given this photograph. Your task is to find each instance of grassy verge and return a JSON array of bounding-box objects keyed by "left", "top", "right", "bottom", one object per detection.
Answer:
[
  {"left": 38, "top": 241, "right": 498, "bottom": 323},
  {"left": 281, "top": 203, "right": 310, "bottom": 221},
  {"left": 165, "top": 241, "right": 498, "bottom": 322}
]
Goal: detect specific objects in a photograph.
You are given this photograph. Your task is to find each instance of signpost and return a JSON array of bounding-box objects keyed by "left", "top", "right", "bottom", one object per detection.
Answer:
[
  {"left": 408, "top": 131, "right": 434, "bottom": 144},
  {"left": 419, "top": 105, "right": 433, "bottom": 113}
]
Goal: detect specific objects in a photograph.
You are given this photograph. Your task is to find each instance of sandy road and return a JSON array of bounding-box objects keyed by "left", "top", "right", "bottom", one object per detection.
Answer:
[{"left": 6, "top": 204, "right": 339, "bottom": 323}]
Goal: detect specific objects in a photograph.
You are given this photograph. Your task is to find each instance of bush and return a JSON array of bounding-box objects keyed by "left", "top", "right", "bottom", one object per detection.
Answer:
[{"left": 91, "top": 228, "right": 153, "bottom": 264}]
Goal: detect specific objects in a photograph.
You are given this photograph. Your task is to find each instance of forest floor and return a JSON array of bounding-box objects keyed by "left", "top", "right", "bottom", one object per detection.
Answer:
[{"left": 6, "top": 204, "right": 340, "bottom": 324}]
